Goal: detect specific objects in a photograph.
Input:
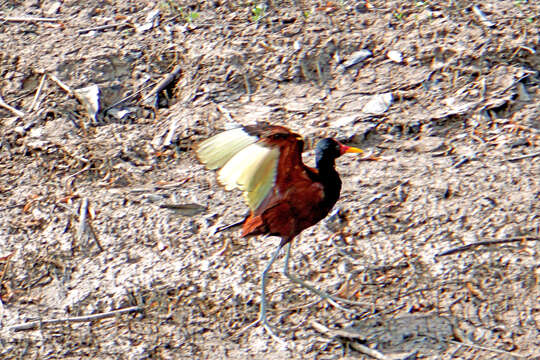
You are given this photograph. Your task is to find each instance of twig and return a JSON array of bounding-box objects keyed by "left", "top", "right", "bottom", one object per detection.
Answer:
[
  {"left": 452, "top": 156, "right": 472, "bottom": 168},
  {"left": 472, "top": 5, "right": 494, "bottom": 28},
  {"left": 142, "top": 65, "right": 182, "bottom": 102},
  {"left": 48, "top": 73, "right": 72, "bottom": 95},
  {"left": 0, "top": 94, "right": 25, "bottom": 118},
  {"left": 216, "top": 104, "right": 234, "bottom": 122},
  {"left": 76, "top": 198, "right": 103, "bottom": 252},
  {"left": 63, "top": 163, "right": 92, "bottom": 185},
  {"left": 160, "top": 203, "right": 207, "bottom": 217},
  {"left": 29, "top": 73, "right": 47, "bottom": 111},
  {"left": 495, "top": 73, "right": 532, "bottom": 96},
  {"left": 0, "top": 204, "right": 25, "bottom": 212},
  {"left": 310, "top": 321, "right": 390, "bottom": 360},
  {"left": 0, "top": 251, "right": 16, "bottom": 285},
  {"left": 1, "top": 16, "right": 61, "bottom": 23},
  {"left": 445, "top": 339, "right": 526, "bottom": 358},
  {"left": 435, "top": 237, "right": 539, "bottom": 257},
  {"left": 78, "top": 22, "right": 131, "bottom": 34},
  {"left": 242, "top": 72, "right": 252, "bottom": 95},
  {"left": 10, "top": 306, "right": 143, "bottom": 331},
  {"left": 505, "top": 151, "right": 540, "bottom": 162},
  {"left": 103, "top": 82, "right": 156, "bottom": 112},
  {"left": 76, "top": 198, "right": 89, "bottom": 247},
  {"left": 510, "top": 45, "right": 537, "bottom": 60},
  {"left": 87, "top": 218, "right": 103, "bottom": 251},
  {"left": 517, "top": 45, "right": 536, "bottom": 55},
  {"left": 128, "top": 177, "right": 192, "bottom": 192},
  {"left": 425, "top": 320, "right": 526, "bottom": 357},
  {"left": 311, "top": 320, "right": 366, "bottom": 340}
]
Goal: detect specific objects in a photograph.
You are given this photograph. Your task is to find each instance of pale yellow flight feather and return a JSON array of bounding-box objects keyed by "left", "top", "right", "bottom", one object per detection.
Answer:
[
  {"left": 196, "top": 128, "right": 279, "bottom": 211},
  {"left": 196, "top": 128, "right": 257, "bottom": 170},
  {"left": 218, "top": 143, "right": 279, "bottom": 210}
]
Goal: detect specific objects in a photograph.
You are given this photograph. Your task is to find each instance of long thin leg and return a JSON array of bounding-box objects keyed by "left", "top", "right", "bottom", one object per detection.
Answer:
[
  {"left": 282, "top": 242, "right": 359, "bottom": 312},
  {"left": 235, "top": 244, "right": 288, "bottom": 346},
  {"left": 260, "top": 244, "right": 282, "bottom": 326}
]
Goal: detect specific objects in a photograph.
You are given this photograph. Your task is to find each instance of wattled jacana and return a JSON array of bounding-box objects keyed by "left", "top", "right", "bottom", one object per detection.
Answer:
[{"left": 195, "top": 122, "right": 363, "bottom": 341}]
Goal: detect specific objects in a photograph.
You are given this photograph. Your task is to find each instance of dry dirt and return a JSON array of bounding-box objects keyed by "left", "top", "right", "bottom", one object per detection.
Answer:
[{"left": 0, "top": 1, "right": 539, "bottom": 359}]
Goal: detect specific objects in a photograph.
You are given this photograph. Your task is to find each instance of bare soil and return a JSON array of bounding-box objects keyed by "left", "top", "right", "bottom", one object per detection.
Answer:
[{"left": 0, "top": 1, "right": 539, "bottom": 359}]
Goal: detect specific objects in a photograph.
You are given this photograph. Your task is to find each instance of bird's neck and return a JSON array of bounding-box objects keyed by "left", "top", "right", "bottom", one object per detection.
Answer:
[{"left": 316, "top": 158, "right": 342, "bottom": 208}]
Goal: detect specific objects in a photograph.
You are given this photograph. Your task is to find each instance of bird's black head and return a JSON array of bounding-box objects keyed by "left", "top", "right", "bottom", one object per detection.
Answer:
[
  {"left": 315, "top": 138, "right": 342, "bottom": 164},
  {"left": 315, "top": 138, "right": 363, "bottom": 168}
]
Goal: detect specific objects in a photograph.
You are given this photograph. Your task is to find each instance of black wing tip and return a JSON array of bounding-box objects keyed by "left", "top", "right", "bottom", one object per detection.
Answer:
[{"left": 242, "top": 122, "right": 274, "bottom": 137}]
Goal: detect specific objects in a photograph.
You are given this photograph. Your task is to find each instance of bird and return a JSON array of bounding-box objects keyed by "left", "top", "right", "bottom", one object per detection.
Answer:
[{"left": 195, "top": 122, "right": 363, "bottom": 342}]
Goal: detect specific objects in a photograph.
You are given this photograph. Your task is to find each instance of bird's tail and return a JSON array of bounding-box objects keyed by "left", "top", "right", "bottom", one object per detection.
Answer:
[{"left": 215, "top": 220, "right": 244, "bottom": 233}]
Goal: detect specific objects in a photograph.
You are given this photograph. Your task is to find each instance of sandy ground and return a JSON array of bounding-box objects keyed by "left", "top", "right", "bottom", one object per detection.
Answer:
[{"left": 0, "top": 1, "right": 539, "bottom": 359}]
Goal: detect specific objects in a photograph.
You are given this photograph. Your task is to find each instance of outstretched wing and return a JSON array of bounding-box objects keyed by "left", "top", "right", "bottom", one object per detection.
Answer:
[
  {"left": 195, "top": 127, "right": 258, "bottom": 170},
  {"left": 196, "top": 123, "right": 300, "bottom": 211}
]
